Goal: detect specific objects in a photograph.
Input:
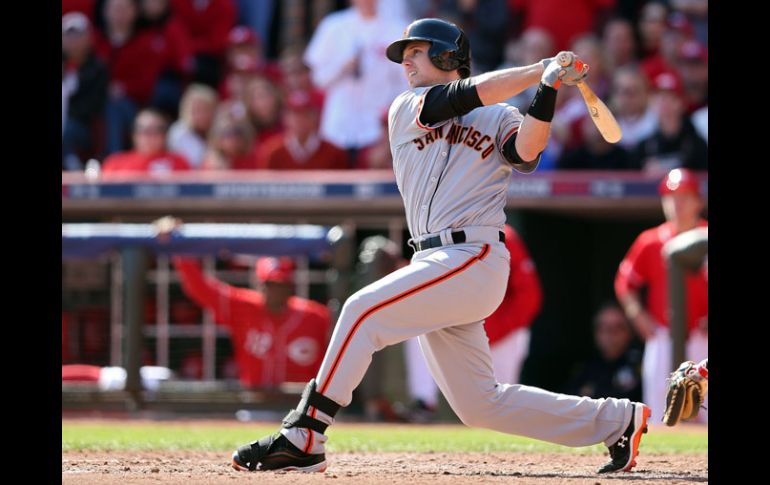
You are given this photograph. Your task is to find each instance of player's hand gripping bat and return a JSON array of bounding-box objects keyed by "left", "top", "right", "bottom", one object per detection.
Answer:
[{"left": 556, "top": 52, "right": 623, "bottom": 144}]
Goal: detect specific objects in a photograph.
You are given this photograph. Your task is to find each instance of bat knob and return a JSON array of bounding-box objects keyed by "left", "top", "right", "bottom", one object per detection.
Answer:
[{"left": 556, "top": 51, "right": 574, "bottom": 67}]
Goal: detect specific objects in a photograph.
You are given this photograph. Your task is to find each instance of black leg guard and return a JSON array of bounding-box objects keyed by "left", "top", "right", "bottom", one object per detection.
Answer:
[{"left": 281, "top": 378, "right": 341, "bottom": 434}]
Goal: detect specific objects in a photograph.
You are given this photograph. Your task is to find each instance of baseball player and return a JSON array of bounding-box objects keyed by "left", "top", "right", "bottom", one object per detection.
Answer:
[
  {"left": 614, "top": 168, "right": 708, "bottom": 424},
  {"left": 404, "top": 223, "right": 543, "bottom": 418},
  {"left": 232, "top": 18, "right": 651, "bottom": 475}
]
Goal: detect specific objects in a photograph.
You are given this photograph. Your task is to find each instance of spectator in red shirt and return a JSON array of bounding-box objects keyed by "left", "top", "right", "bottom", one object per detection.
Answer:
[
  {"left": 675, "top": 40, "right": 708, "bottom": 114},
  {"left": 509, "top": 0, "right": 616, "bottom": 52},
  {"left": 243, "top": 77, "right": 284, "bottom": 146},
  {"left": 640, "top": 11, "right": 693, "bottom": 85},
  {"left": 637, "top": 1, "right": 668, "bottom": 59},
  {"left": 615, "top": 168, "right": 708, "bottom": 423},
  {"left": 170, "top": 0, "right": 236, "bottom": 87},
  {"left": 218, "top": 26, "right": 283, "bottom": 100},
  {"left": 279, "top": 47, "right": 322, "bottom": 98},
  {"left": 258, "top": 91, "right": 349, "bottom": 170},
  {"left": 94, "top": 0, "right": 170, "bottom": 153},
  {"left": 137, "top": 0, "right": 195, "bottom": 117},
  {"left": 102, "top": 108, "right": 191, "bottom": 175},
  {"left": 202, "top": 111, "right": 259, "bottom": 170},
  {"left": 62, "top": 12, "right": 109, "bottom": 170},
  {"left": 173, "top": 255, "right": 333, "bottom": 388}
]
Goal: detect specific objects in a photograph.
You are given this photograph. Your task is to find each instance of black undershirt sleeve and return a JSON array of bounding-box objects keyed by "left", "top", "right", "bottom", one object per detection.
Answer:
[
  {"left": 418, "top": 78, "right": 484, "bottom": 126},
  {"left": 502, "top": 131, "right": 540, "bottom": 174}
]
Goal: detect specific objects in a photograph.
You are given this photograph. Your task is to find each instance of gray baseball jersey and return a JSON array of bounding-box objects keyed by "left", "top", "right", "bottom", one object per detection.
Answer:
[
  {"left": 281, "top": 85, "right": 640, "bottom": 461},
  {"left": 388, "top": 86, "right": 534, "bottom": 240}
]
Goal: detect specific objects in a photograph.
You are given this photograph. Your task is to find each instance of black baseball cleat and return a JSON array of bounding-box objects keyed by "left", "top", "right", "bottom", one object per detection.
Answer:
[
  {"left": 231, "top": 431, "right": 327, "bottom": 472},
  {"left": 597, "top": 403, "right": 651, "bottom": 474}
]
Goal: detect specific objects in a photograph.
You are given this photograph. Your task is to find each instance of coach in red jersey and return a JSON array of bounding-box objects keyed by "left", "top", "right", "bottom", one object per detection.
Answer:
[
  {"left": 614, "top": 168, "right": 708, "bottom": 424},
  {"left": 173, "top": 256, "right": 332, "bottom": 388}
]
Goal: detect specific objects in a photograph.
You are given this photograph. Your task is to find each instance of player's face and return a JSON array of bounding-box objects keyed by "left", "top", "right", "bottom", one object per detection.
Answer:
[
  {"left": 401, "top": 41, "right": 443, "bottom": 88},
  {"left": 662, "top": 191, "right": 703, "bottom": 227}
]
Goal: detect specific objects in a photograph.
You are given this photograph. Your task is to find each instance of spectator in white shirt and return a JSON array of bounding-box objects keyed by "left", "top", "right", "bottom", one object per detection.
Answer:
[{"left": 304, "top": 0, "right": 407, "bottom": 166}]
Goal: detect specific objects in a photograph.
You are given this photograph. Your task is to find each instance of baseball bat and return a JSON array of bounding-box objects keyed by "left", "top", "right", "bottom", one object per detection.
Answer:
[{"left": 556, "top": 52, "right": 623, "bottom": 144}]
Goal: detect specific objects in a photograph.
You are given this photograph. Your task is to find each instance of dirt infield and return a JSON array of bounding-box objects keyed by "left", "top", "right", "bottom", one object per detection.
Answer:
[{"left": 63, "top": 449, "right": 707, "bottom": 484}]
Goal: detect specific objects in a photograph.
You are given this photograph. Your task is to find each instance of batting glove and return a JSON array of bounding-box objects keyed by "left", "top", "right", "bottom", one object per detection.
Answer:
[{"left": 541, "top": 54, "right": 590, "bottom": 89}]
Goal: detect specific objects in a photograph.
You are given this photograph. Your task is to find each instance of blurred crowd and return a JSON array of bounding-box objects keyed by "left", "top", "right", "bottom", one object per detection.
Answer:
[{"left": 62, "top": 0, "right": 708, "bottom": 176}]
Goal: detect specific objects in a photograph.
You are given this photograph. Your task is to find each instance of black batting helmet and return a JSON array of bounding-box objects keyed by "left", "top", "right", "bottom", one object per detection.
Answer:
[{"left": 386, "top": 18, "right": 471, "bottom": 78}]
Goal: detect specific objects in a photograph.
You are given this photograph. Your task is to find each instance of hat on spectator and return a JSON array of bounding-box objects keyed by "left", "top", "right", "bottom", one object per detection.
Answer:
[
  {"left": 678, "top": 40, "right": 708, "bottom": 63},
  {"left": 256, "top": 257, "right": 295, "bottom": 284},
  {"left": 62, "top": 12, "right": 90, "bottom": 34},
  {"left": 228, "top": 26, "right": 260, "bottom": 48},
  {"left": 652, "top": 72, "right": 684, "bottom": 97},
  {"left": 285, "top": 90, "right": 324, "bottom": 112},
  {"left": 658, "top": 168, "right": 701, "bottom": 196}
]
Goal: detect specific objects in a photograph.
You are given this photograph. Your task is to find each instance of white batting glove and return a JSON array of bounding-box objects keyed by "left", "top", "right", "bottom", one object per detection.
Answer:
[{"left": 541, "top": 52, "right": 590, "bottom": 89}]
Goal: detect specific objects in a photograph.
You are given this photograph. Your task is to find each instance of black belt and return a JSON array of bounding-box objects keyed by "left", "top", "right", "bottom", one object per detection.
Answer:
[{"left": 414, "top": 230, "right": 505, "bottom": 252}]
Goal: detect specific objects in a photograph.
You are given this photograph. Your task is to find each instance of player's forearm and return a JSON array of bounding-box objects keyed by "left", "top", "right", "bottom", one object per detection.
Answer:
[
  {"left": 473, "top": 63, "right": 545, "bottom": 106},
  {"left": 618, "top": 292, "right": 643, "bottom": 320}
]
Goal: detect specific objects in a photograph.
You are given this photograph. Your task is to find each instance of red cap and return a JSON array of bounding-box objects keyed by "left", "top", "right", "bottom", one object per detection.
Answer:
[
  {"left": 652, "top": 72, "right": 684, "bottom": 97},
  {"left": 256, "top": 257, "right": 295, "bottom": 284},
  {"left": 679, "top": 40, "right": 708, "bottom": 63},
  {"left": 658, "top": 168, "right": 701, "bottom": 196},
  {"left": 228, "top": 26, "right": 259, "bottom": 47},
  {"left": 285, "top": 90, "right": 324, "bottom": 112}
]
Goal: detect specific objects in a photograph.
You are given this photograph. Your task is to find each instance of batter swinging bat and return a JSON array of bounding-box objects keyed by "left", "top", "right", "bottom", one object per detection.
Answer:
[{"left": 556, "top": 52, "right": 623, "bottom": 144}]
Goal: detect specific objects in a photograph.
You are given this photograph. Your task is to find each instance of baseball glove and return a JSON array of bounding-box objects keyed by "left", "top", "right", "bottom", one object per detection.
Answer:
[{"left": 662, "top": 361, "right": 708, "bottom": 426}]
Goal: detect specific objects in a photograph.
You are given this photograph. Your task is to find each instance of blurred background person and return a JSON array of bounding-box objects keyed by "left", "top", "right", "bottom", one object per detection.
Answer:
[
  {"left": 170, "top": 0, "right": 236, "bottom": 88},
  {"left": 675, "top": 39, "right": 707, "bottom": 114},
  {"left": 640, "top": 11, "right": 693, "bottom": 85},
  {"left": 242, "top": 76, "right": 284, "bottom": 147},
  {"left": 94, "top": 0, "right": 159, "bottom": 154},
  {"left": 173, "top": 254, "right": 332, "bottom": 388},
  {"left": 201, "top": 110, "right": 258, "bottom": 170},
  {"left": 136, "top": 0, "right": 194, "bottom": 119},
  {"left": 62, "top": 12, "right": 108, "bottom": 170},
  {"left": 101, "top": 108, "right": 191, "bottom": 174},
  {"left": 258, "top": 90, "right": 349, "bottom": 170},
  {"left": 632, "top": 72, "right": 707, "bottom": 177},
  {"left": 637, "top": 1, "right": 668, "bottom": 60},
  {"left": 563, "top": 302, "right": 643, "bottom": 402},
  {"left": 218, "top": 26, "right": 282, "bottom": 101},
  {"left": 509, "top": 0, "right": 616, "bottom": 52},
  {"left": 303, "top": 0, "right": 406, "bottom": 167},
  {"left": 433, "top": 0, "right": 510, "bottom": 74},
  {"left": 609, "top": 66, "right": 658, "bottom": 150},
  {"left": 601, "top": 17, "right": 637, "bottom": 71},
  {"left": 167, "top": 84, "right": 218, "bottom": 169},
  {"left": 614, "top": 168, "right": 708, "bottom": 423},
  {"left": 557, "top": 115, "right": 635, "bottom": 170}
]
